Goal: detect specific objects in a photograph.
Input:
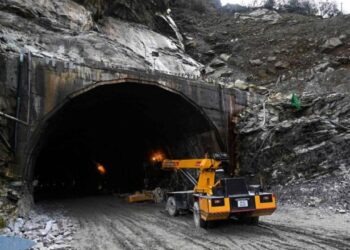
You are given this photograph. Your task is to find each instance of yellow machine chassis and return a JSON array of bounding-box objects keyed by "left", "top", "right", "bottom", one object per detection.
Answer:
[
  {"left": 198, "top": 195, "right": 276, "bottom": 221},
  {"left": 162, "top": 158, "right": 277, "bottom": 225}
]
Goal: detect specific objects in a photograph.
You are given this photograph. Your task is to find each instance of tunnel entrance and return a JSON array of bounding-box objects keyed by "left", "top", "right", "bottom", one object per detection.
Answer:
[{"left": 28, "top": 82, "right": 222, "bottom": 201}]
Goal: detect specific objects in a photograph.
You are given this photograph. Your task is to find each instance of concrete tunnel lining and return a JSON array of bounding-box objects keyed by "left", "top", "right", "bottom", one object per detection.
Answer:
[{"left": 25, "top": 80, "right": 224, "bottom": 200}]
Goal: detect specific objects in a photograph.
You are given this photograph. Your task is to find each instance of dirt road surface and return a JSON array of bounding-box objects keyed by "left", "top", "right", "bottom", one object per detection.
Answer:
[{"left": 46, "top": 196, "right": 350, "bottom": 250}]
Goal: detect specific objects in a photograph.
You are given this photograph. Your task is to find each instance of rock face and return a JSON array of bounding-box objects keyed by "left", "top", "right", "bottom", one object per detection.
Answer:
[
  {"left": 169, "top": 0, "right": 221, "bottom": 13},
  {"left": 170, "top": 5, "right": 350, "bottom": 211},
  {"left": 237, "top": 93, "right": 350, "bottom": 209},
  {"left": 0, "top": 0, "right": 201, "bottom": 75},
  {"left": 73, "top": 0, "right": 169, "bottom": 24},
  {"left": 238, "top": 8, "right": 281, "bottom": 24},
  {"left": 171, "top": 5, "right": 350, "bottom": 92},
  {"left": 0, "top": 0, "right": 94, "bottom": 31},
  {"left": 321, "top": 37, "right": 343, "bottom": 52},
  {"left": 0, "top": 74, "right": 15, "bottom": 177}
]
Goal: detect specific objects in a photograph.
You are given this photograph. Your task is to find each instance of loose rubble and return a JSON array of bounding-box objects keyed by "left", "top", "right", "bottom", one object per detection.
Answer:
[
  {"left": 0, "top": 204, "right": 77, "bottom": 250},
  {"left": 238, "top": 8, "right": 281, "bottom": 24}
]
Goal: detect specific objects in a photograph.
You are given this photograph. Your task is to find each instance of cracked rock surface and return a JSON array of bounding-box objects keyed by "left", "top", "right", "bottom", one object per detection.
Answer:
[{"left": 238, "top": 92, "right": 350, "bottom": 211}]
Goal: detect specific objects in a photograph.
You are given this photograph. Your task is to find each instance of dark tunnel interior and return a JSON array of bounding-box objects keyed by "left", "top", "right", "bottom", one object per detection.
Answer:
[{"left": 31, "top": 83, "right": 221, "bottom": 201}]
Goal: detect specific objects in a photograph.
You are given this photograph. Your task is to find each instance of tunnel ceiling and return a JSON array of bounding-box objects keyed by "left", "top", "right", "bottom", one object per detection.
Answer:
[
  {"left": 50, "top": 83, "right": 212, "bottom": 139},
  {"left": 31, "top": 82, "right": 220, "bottom": 200}
]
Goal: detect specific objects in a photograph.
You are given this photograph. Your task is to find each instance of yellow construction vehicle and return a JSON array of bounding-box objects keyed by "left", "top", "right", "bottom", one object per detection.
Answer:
[{"left": 162, "top": 154, "right": 276, "bottom": 228}]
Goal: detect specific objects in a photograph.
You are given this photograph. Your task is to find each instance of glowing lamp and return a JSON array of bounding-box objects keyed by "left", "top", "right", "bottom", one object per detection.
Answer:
[{"left": 96, "top": 163, "right": 106, "bottom": 175}]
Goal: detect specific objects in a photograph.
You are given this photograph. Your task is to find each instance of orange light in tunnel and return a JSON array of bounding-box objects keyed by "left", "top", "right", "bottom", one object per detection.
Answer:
[
  {"left": 96, "top": 163, "right": 106, "bottom": 175},
  {"left": 151, "top": 152, "right": 165, "bottom": 163}
]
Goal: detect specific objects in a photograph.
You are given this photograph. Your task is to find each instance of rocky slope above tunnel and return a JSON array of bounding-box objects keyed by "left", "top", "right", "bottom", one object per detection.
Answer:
[
  {"left": 0, "top": 0, "right": 200, "bottom": 74},
  {"left": 170, "top": 3, "right": 350, "bottom": 210},
  {"left": 171, "top": 4, "right": 350, "bottom": 94}
]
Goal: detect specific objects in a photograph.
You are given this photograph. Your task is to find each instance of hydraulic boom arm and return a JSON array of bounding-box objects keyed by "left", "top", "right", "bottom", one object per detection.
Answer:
[
  {"left": 162, "top": 159, "right": 221, "bottom": 170},
  {"left": 162, "top": 158, "right": 222, "bottom": 195}
]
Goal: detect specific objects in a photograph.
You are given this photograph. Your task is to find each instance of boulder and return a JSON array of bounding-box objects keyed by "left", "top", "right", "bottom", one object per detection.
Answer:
[
  {"left": 205, "top": 50, "right": 216, "bottom": 56},
  {"left": 336, "top": 209, "right": 346, "bottom": 214},
  {"left": 220, "top": 70, "right": 233, "bottom": 77},
  {"left": 275, "top": 61, "right": 290, "bottom": 69},
  {"left": 249, "top": 59, "right": 263, "bottom": 66},
  {"left": 7, "top": 190, "right": 20, "bottom": 202},
  {"left": 267, "top": 56, "right": 276, "bottom": 62},
  {"left": 209, "top": 58, "right": 226, "bottom": 68},
  {"left": 314, "top": 62, "right": 330, "bottom": 72},
  {"left": 321, "top": 37, "right": 343, "bottom": 52},
  {"left": 41, "top": 220, "right": 54, "bottom": 236},
  {"left": 232, "top": 79, "right": 249, "bottom": 90},
  {"left": 219, "top": 53, "right": 231, "bottom": 62},
  {"left": 238, "top": 8, "right": 281, "bottom": 23}
]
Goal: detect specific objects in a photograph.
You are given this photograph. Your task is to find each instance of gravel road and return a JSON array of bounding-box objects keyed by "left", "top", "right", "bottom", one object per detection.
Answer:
[{"left": 51, "top": 196, "right": 350, "bottom": 250}]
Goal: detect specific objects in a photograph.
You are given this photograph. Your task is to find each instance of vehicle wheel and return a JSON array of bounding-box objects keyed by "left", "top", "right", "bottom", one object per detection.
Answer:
[
  {"left": 193, "top": 201, "right": 207, "bottom": 228},
  {"left": 238, "top": 216, "right": 259, "bottom": 225},
  {"left": 250, "top": 216, "right": 259, "bottom": 225},
  {"left": 166, "top": 196, "right": 178, "bottom": 216}
]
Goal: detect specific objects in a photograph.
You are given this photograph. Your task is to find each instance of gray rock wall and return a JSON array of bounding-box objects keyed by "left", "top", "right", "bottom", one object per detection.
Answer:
[
  {"left": 238, "top": 93, "right": 350, "bottom": 208},
  {"left": 0, "top": 53, "right": 19, "bottom": 176}
]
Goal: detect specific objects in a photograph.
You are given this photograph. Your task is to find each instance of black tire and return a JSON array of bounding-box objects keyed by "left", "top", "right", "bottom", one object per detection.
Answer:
[
  {"left": 193, "top": 201, "right": 207, "bottom": 228},
  {"left": 238, "top": 216, "right": 259, "bottom": 225},
  {"left": 250, "top": 216, "right": 259, "bottom": 225},
  {"left": 166, "top": 196, "right": 178, "bottom": 216}
]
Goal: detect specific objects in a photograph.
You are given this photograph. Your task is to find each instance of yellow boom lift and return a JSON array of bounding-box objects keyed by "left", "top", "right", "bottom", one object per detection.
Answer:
[{"left": 162, "top": 155, "right": 276, "bottom": 228}]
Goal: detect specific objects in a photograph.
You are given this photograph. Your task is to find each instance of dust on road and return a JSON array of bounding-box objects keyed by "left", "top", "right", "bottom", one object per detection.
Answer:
[{"left": 52, "top": 196, "right": 350, "bottom": 250}]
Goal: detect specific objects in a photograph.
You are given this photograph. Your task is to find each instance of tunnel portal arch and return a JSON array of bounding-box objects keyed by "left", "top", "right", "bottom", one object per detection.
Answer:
[{"left": 25, "top": 79, "right": 224, "bottom": 200}]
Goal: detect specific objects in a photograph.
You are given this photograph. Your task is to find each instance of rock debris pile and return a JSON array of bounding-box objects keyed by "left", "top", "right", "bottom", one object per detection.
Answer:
[{"left": 1, "top": 206, "right": 77, "bottom": 250}]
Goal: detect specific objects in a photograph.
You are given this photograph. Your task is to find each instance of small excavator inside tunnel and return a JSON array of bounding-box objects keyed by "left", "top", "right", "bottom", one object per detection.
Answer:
[{"left": 29, "top": 82, "right": 223, "bottom": 201}]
